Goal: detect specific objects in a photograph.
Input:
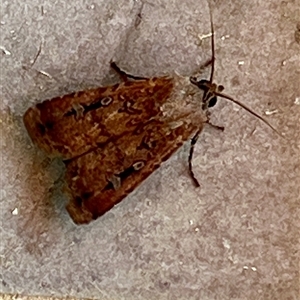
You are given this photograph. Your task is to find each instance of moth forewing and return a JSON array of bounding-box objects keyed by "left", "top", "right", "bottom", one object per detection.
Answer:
[
  {"left": 65, "top": 110, "right": 203, "bottom": 224},
  {"left": 23, "top": 77, "right": 174, "bottom": 160}
]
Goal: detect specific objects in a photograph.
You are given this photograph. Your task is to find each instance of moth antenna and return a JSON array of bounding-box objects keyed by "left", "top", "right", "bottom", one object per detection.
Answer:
[
  {"left": 188, "top": 130, "right": 201, "bottom": 187},
  {"left": 208, "top": 5, "right": 215, "bottom": 84},
  {"left": 214, "top": 91, "right": 283, "bottom": 137},
  {"left": 110, "top": 61, "right": 147, "bottom": 81}
]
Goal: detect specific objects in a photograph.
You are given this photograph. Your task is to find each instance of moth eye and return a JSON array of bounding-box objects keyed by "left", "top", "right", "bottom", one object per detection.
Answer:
[
  {"left": 208, "top": 96, "right": 217, "bottom": 108},
  {"left": 132, "top": 161, "right": 145, "bottom": 171},
  {"left": 100, "top": 96, "right": 113, "bottom": 106}
]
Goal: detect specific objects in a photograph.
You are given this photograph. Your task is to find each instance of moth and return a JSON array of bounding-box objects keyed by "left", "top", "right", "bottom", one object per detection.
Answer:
[{"left": 23, "top": 9, "right": 278, "bottom": 224}]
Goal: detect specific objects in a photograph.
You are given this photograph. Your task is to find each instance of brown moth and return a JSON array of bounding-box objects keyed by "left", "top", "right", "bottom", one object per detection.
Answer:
[{"left": 23, "top": 9, "right": 278, "bottom": 224}]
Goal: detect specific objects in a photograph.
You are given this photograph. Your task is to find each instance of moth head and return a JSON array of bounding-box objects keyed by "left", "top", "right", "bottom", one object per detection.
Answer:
[
  {"left": 189, "top": 77, "right": 224, "bottom": 110},
  {"left": 190, "top": 75, "right": 282, "bottom": 136}
]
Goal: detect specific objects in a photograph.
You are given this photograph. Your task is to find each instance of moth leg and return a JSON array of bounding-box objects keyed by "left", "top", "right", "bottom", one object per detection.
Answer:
[
  {"left": 205, "top": 111, "right": 225, "bottom": 131},
  {"left": 110, "top": 61, "right": 147, "bottom": 81},
  {"left": 199, "top": 58, "right": 213, "bottom": 72},
  {"left": 190, "top": 58, "right": 213, "bottom": 81},
  {"left": 206, "top": 120, "right": 224, "bottom": 131},
  {"left": 188, "top": 121, "right": 223, "bottom": 187},
  {"left": 188, "top": 130, "right": 201, "bottom": 188}
]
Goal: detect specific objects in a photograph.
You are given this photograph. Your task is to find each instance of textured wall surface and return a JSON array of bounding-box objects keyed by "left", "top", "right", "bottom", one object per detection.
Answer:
[{"left": 1, "top": 0, "right": 299, "bottom": 299}]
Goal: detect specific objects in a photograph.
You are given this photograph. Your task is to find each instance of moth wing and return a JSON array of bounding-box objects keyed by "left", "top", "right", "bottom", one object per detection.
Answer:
[
  {"left": 65, "top": 117, "right": 203, "bottom": 224},
  {"left": 23, "top": 77, "right": 174, "bottom": 159}
]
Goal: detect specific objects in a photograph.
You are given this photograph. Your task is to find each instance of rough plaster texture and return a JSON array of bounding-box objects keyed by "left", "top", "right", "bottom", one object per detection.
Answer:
[{"left": 0, "top": 0, "right": 299, "bottom": 299}]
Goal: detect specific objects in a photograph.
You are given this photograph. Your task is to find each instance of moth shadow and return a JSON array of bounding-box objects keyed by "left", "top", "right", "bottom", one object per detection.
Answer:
[{"left": 11, "top": 115, "right": 71, "bottom": 251}]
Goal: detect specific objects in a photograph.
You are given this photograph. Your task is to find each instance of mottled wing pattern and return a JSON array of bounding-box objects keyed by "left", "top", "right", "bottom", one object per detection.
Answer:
[
  {"left": 23, "top": 77, "right": 173, "bottom": 159},
  {"left": 65, "top": 115, "right": 201, "bottom": 224}
]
